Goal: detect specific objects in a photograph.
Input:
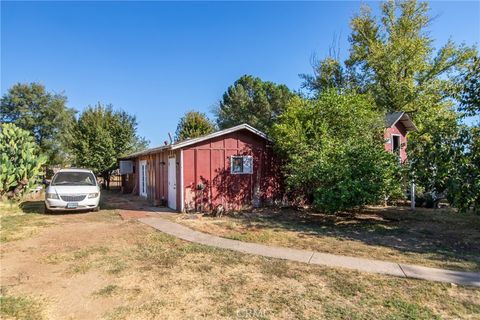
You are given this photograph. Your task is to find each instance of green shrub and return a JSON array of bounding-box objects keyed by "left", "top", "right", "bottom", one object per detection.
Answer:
[
  {"left": 273, "top": 90, "right": 403, "bottom": 213},
  {"left": 312, "top": 143, "right": 403, "bottom": 212}
]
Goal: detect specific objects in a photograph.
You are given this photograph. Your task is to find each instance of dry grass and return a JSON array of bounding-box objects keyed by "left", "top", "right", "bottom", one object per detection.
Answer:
[
  {"left": 127, "top": 232, "right": 479, "bottom": 319},
  {"left": 1, "top": 195, "right": 479, "bottom": 319},
  {"left": 167, "top": 206, "right": 480, "bottom": 272},
  {"left": 0, "top": 289, "right": 45, "bottom": 320},
  {"left": 83, "top": 229, "right": 480, "bottom": 320},
  {"left": 0, "top": 198, "right": 117, "bottom": 243},
  {"left": 0, "top": 200, "right": 53, "bottom": 243},
  {"left": 44, "top": 228, "right": 480, "bottom": 318}
]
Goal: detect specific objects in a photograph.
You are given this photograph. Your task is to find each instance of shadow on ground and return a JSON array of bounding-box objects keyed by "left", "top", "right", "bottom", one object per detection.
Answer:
[
  {"left": 19, "top": 201, "right": 45, "bottom": 214},
  {"left": 231, "top": 206, "right": 480, "bottom": 269},
  {"left": 19, "top": 196, "right": 109, "bottom": 216}
]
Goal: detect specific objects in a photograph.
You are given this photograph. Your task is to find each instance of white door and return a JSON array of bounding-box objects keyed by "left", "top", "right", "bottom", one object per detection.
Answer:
[
  {"left": 168, "top": 157, "right": 177, "bottom": 210},
  {"left": 139, "top": 160, "right": 147, "bottom": 197}
]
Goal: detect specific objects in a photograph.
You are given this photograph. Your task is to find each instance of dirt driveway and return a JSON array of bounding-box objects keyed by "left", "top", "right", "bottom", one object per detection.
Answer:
[
  {"left": 1, "top": 192, "right": 479, "bottom": 319},
  {"left": 1, "top": 195, "right": 147, "bottom": 319}
]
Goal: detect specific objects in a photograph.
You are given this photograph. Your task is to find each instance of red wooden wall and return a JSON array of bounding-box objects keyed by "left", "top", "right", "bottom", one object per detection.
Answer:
[
  {"left": 182, "top": 130, "right": 280, "bottom": 212},
  {"left": 122, "top": 130, "right": 281, "bottom": 212},
  {"left": 384, "top": 121, "right": 408, "bottom": 163}
]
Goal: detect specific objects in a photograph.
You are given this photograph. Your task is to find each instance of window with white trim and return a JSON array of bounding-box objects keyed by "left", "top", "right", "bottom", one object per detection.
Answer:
[{"left": 230, "top": 156, "right": 253, "bottom": 174}]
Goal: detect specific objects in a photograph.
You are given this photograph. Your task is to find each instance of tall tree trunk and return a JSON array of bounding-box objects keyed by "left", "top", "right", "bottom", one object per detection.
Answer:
[{"left": 101, "top": 172, "right": 110, "bottom": 190}]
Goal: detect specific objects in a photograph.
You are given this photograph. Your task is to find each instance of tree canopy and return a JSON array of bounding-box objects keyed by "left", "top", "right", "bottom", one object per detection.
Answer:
[
  {"left": 458, "top": 56, "right": 480, "bottom": 117},
  {"left": 304, "top": 1, "right": 476, "bottom": 114},
  {"left": 0, "top": 83, "right": 76, "bottom": 167},
  {"left": 300, "top": 55, "right": 352, "bottom": 96},
  {"left": 215, "top": 75, "right": 294, "bottom": 134},
  {"left": 346, "top": 1, "right": 475, "bottom": 135},
  {"left": 72, "top": 104, "right": 148, "bottom": 188},
  {"left": 175, "top": 111, "right": 215, "bottom": 142}
]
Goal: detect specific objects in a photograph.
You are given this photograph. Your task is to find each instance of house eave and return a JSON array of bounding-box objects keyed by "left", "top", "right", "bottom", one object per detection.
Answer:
[
  {"left": 385, "top": 112, "right": 417, "bottom": 132},
  {"left": 398, "top": 113, "right": 417, "bottom": 132}
]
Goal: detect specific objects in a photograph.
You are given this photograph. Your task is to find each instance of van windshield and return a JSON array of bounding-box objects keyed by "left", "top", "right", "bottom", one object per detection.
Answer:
[{"left": 51, "top": 172, "right": 97, "bottom": 186}]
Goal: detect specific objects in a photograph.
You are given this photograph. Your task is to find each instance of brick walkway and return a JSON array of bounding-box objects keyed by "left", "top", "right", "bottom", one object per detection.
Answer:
[{"left": 118, "top": 210, "right": 150, "bottom": 220}]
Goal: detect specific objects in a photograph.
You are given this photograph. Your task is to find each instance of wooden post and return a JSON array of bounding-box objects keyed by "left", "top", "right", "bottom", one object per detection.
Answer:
[{"left": 411, "top": 182, "right": 416, "bottom": 210}]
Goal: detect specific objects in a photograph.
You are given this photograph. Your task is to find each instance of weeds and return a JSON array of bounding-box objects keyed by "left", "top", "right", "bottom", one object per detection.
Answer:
[
  {"left": 1, "top": 215, "right": 51, "bottom": 243},
  {"left": 93, "top": 285, "right": 120, "bottom": 297},
  {"left": 0, "top": 293, "right": 44, "bottom": 320},
  {"left": 383, "top": 296, "right": 441, "bottom": 320}
]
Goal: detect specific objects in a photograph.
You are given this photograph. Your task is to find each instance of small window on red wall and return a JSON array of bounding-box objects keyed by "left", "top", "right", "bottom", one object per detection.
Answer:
[{"left": 231, "top": 156, "right": 253, "bottom": 174}]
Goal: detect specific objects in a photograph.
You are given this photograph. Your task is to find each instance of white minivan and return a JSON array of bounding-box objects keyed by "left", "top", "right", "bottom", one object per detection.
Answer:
[{"left": 45, "top": 168, "right": 100, "bottom": 213}]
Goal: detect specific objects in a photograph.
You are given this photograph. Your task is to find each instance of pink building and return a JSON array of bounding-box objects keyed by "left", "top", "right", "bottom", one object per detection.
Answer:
[{"left": 384, "top": 112, "right": 417, "bottom": 163}]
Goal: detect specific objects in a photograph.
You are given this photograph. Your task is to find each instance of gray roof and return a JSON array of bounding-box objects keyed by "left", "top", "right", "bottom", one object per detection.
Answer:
[
  {"left": 120, "top": 123, "right": 270, "bottom": 160},
  {"left": 384, "top": 112, "right": 417, "bottom": 131}
]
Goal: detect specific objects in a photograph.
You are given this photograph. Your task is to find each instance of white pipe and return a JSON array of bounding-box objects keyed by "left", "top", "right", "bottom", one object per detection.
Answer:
[
  {"left": 180, "top": 149, "right": 184, "bottom": 212},
  {"left": 411, "top": 182, "right": 416, "bottom": 210}
]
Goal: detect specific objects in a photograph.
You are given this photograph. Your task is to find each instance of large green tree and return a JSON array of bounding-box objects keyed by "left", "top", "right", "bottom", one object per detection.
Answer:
[
  {"left": 175, "top": 111, "right": 215, "bottom": 142},
  {"left": 409, "top": 114, "right": 461, "bottom": 202},
  {"left": 346, "top": 0, "right": 476, "bottom": 118},
  {"left": 303, "top": 1, "right": 476, "bottom": 119},
  {"left": 0, "top": 123, "right": 47, "bottom": 199},
  {"left": 273, "top": 91, "right": 402, "bottom": 213},
  {"left": 301, "top": 0, "right": 478, "bottom": 209},
  {"left": 215, "top": 75, "right": 294, "bottom": 134},
  {"left": 0, "top": 83, "right": 76, "bottom": 167},
  {"left": 346, "top": 0, "right": 476, "bottom": 206},
  {"left": 447, "top": 126, "right": 480, "bottom": 213},
  {"left": 72, "top": 104, "right": 148, "bottom": 189}
]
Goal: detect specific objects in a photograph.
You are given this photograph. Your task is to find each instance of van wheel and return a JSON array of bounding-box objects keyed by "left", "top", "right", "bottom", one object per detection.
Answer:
[{"left": 44, "top": 207, "right": 51, "bottom": 214}]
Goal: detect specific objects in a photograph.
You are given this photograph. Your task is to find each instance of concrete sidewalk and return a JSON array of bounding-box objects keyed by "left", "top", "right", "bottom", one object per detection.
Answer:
[{"left": 137, "top": 215, "right": 480, "bottom": 287}]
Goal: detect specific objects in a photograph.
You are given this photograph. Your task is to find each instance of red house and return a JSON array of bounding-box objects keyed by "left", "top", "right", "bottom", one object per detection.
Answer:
[
  {"left": 119, "top": 124, "right": 281, "bottom": 212},
  {"left": 384, "top": 112, "right": 417, "bottom": 163}
]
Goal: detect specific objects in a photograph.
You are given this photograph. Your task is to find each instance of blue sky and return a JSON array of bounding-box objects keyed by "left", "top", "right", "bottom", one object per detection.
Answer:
[{"left": 2, "top": 1, "right": 479, "bottom": 146}]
